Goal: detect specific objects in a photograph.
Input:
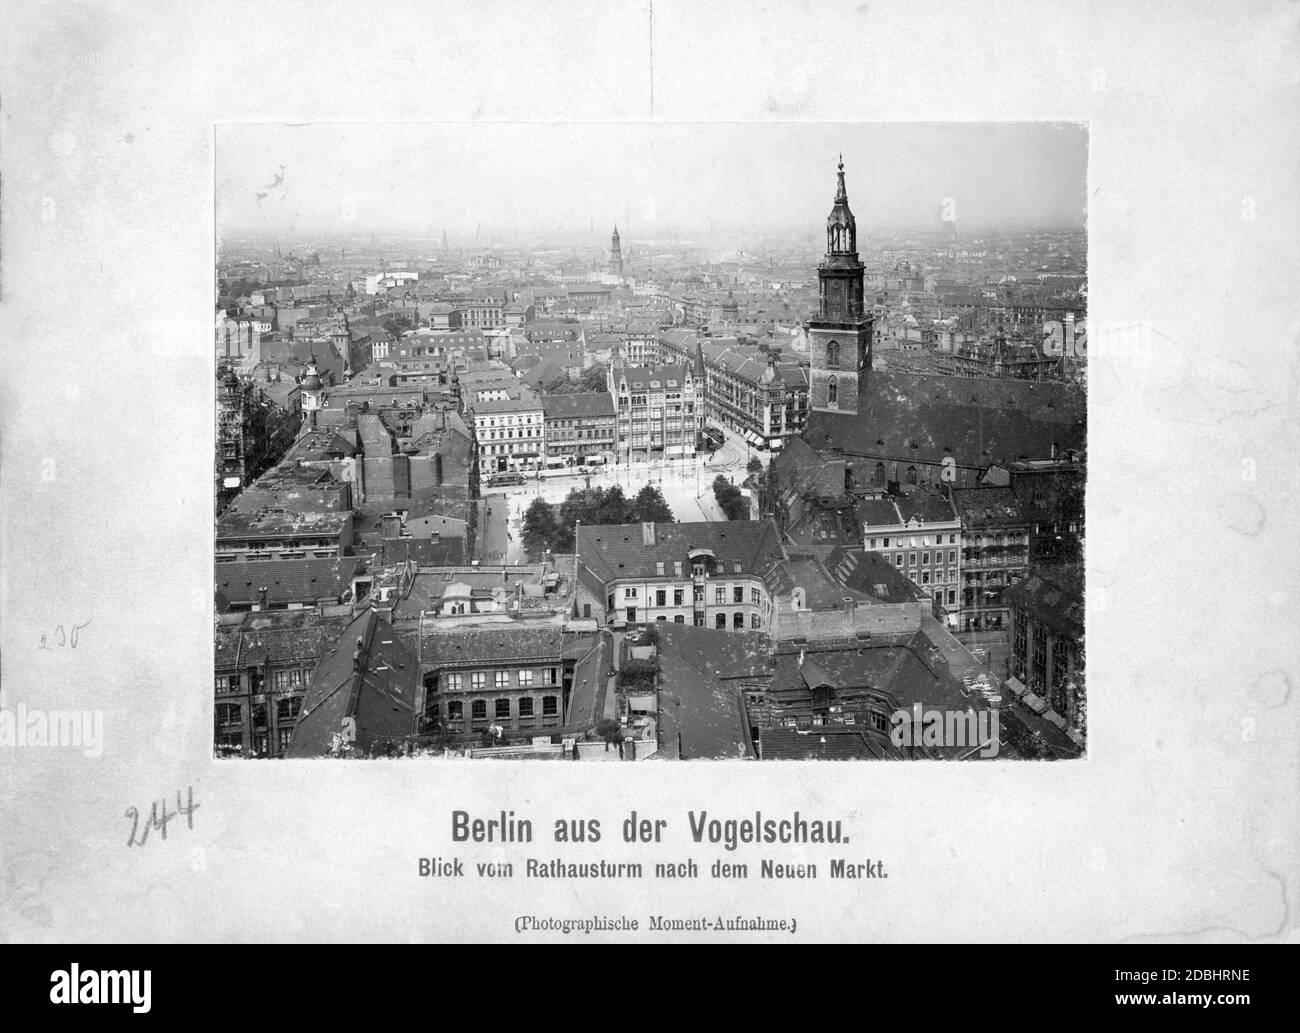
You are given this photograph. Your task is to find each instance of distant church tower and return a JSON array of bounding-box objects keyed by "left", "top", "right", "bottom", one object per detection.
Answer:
[
  {"left": 808, "top": 156, "right": 872, "bottom": 414},
  {"left": 608, "top": 225, "right": 623, "bottom": 275},
  {"left": 301, "top": 353, "right": 324, "bottom": 428}
]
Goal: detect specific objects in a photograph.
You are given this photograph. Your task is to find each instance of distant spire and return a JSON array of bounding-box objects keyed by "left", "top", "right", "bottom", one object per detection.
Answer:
[{"left": 835, "top": 155, "right": 848, "bottom": 203}]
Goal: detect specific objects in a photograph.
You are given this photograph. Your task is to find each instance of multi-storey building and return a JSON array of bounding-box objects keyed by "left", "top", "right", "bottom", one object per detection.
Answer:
[
  {"left": 418, "top": 624, "right": 583, "bottom": 737},
  {"left": 1005, "top": 566, "right": 1084, "bottom": 733},
  {"left": 541, "top": 391, "right": 617, "bottom": 468},
  {"left": 214, "top": 610, "right": 350, "bottom": 758},
  {"left": 857, "top": 491, "right": 963, "bottom": 625},
  {"left": 949, "top": 487, "right": 1032, "bottom": 633},
  {"left": 608, "top": 361, "right": 700, "bottom": 461},
  {"left": 468, "top": 395, "right": 546, "bottom": 476},
  {"left": 574, "top": 520, "right": 786, "bottom": 632}
]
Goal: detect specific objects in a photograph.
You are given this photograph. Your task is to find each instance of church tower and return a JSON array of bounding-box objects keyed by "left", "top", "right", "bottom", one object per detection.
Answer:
[
  {"left": 808, "top": 156, "right": 872, "bottom": 414},
  {"left": 608, "top": 225, "right": 623, "bottom": 276}
]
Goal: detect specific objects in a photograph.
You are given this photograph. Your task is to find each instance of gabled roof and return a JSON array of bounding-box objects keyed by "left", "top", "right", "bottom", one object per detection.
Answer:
[
  {"left": 286, "top": 609, "right": 419, "bottom": 757},
  {"left": 804, "top": 369, "right": 1084, "bottom": 468},
  {"left": 576, "top": 520, "right": 785, "bottom": 583},
  {"left": 216, "top": 557, "right": 358, "bottom": 606}
]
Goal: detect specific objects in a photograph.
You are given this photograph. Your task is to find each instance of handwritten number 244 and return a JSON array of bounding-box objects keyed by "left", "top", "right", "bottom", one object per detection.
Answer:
[{"left": 125, "top": 787, "right": 199, "bottom": 847}]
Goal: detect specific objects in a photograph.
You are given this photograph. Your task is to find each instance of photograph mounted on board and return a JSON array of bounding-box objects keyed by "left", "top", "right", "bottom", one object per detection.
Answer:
[{"left": 213, "top": 122, "right": 1086, "bottom": 763}]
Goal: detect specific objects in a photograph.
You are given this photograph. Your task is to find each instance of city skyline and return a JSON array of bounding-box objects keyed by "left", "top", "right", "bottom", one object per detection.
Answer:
[{"left": 216, "top": 122, "right": 1088, "bottom": 241}]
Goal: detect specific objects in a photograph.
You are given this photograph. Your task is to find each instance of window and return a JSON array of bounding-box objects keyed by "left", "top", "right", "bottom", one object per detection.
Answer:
[
  {"left": 277, "top": 727, "right": 293, "bottom": 752},
  {"left": 518, "top": 698, "right": 534, "bottom": 717},
  {"left": 277, "top": 696, "right": 301, "bottom": 721},
  {"left": 542, "top": 696, "right": 558, "bottom": 716},
  {"left": 583, "top": 603, "right": 591, "bottom": 618},
  {"left": 694, "top": 614, "right": 705, "bottom": 626},
  {"left": 826, "top": 340, "right": 841, "bottom": 367},
  {"left": 751, "top": 613, "right": 761, "bottom": 629},
  {"left": 827, "top": 376, "right": 838, "bottom": 405},
  {"left": 495, "top": 698, "right": 511, "bottom": 719},
  {"left": 949, "top": 550, "right": 957, "bottom": 564},
  {"left": 909, "top": 553, "right": 918, "bottom": 566},
  {"left": 518, "top": 669, "right": 534, "bottom": 687},
  {"left": 447, "top": 701, "right": 463, "bottom": 722},
  {"left": 868, "top": 538, "right": 876, "bottom": 549},
  {"left": 626, "top": 607, "right": 637, "bottom": 622},
  {"left": 216, "top": 703, "right": 242, "bottom": 725},
  {"left": 544, "top": 667, "right": 559, "bottom": 685},
  {"left": 674, "top": 615, "right": 684, "bottom": 624},
  {"left": 715, "top": 613, "right": 726, "bottom": 629},
  {"left": 948, "top": 589, "right": 957, "bottom": 605},
  {"left": 656, "top": 589, "right": 666, "bottom": 607},
  {"left": 673, "top": 589, "right": 684, "bottom": 606},
  {"left": 625, "top": 586, "right": 638, "bottom": 599},
  {"left": 731, "top": 613, "right": 743, "bottom": 629},
  {"left": 733, "top": 586, "right": 744, "bottom": 604},
  {"left": 882, "top": 537, "right": 890, "bottom": 547},
  {"left": 949, "top": 534, "right": 957, "bottom": 544},
  {"left": 495, "top": 670, "right": 509, "bottom": 689},
  {"left": 445, "top": 673, "right": 463, "bottom": 692},
  {"left": 471, "top": 672, "right": 486, "bottom": 692},
  {"left": 922, "top": 571, "right": 931, "bottom": 584},
  {"left": 751, "top": 588, "right": 761, "bottom": 605},
  {"left": 715, "top": 587, "right": 725, "bottom": 605},
  {"left": 922, "top": 552, "right": 930, "bottom": 565},
  {"left": 895, "top": 554, "right": 903, "bottom": 567},
  {"left": 906, "top": 465, "right": 918, "bottom": 485}
]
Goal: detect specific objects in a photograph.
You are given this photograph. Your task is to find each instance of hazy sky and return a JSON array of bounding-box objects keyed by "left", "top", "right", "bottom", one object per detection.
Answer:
[{"left": 216, "top": 122, "right": 1087, "bottom": 240}]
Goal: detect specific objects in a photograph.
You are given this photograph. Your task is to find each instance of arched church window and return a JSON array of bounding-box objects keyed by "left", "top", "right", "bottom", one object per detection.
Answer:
[
  {"left": 826, "top": 340, "right": 840, "bottom": 367},
  {"left": 875, "top": 462, "right": 886, "bottom": 486},
  {"left": 827, "top": 376, "right": 838, "bottom": 406},
  {"left": 906, "top": 465, "right": 918, "bottom": 485}
]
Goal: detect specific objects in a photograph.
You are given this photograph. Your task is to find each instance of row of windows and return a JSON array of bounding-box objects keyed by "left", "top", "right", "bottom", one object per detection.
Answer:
[
  {"left": 446, "top": 696, "right": 559, "bottom": 721},
  {"left": 884, "top": 549, "right": 959, "bottom": 566},
  {"left": 215, "top": 670, "right": 309, "bottom": 694},
  {"left": 215, "top": 696, "right": 301, "bottom": 725},
  {"left": 904, "top": 568, "right": 958, "bottom": 585},
  {"left": 441, "top": 668, "right": 560, "bottom": 692},
  {"left": 869, "top": 534, "right": 959, "bottom": 549}
]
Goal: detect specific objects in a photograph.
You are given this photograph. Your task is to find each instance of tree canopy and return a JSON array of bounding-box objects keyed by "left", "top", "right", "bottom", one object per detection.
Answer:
[
  {"left": 712, "top": 475, "right": 749, "bottom": 521},
  {"left": 525, "top": 483, "right": 676, "bottom": 555}
]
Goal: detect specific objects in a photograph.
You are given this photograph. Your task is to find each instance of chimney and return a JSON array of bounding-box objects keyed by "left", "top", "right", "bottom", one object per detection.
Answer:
[
  {"left": 434, "top": 452, "right": 443, "bottom": 486},
  {"left": 641, "top": 522, "right": 656, "bottom": 546},
  {"left": 1050, "top": 441, "right": 1058, "bottom": 460},
  {"left": 257, "top": 586, "right": 269, "bottom": 610}
]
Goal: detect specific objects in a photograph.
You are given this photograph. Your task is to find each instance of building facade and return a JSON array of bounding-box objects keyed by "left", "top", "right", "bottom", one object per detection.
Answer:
[
  {"left": 858, "top": 491, "right": 963, "bottom": 625},
  {"left": 574, "top": 520, "right": 785, "bottom": 632},
  {"left": 541, "top": 391, "right": 617, "bottom": 467},
  {"left": 608, "top": 362, "right": 700, "bottom": 460},
  {"left": 469, "top": 395, "right": 546, "bottom": 476}
]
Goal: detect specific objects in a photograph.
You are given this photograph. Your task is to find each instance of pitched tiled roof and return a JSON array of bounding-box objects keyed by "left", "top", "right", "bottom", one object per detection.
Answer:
[
  {"left": 286, "top": 609, "right": 419, "bottom": 757},
  {"left": 216, "top": 557, "right": 358, "bottom": 606},
  {"left": 422, "top": 624, "right": 568, "bottom": 666},
  {"left": 758, "top": 725, "right": 901, "bottom": 760},
  {"left": 541, "top": 392, "right": 615, "bottom": 420},
  {"left": 214, "top": 611, "right": 350, "bottom": 670},
  {"left": 804, "top": 369, "right": 1084, "bottom": 468},
  {"left": 576, "top": 520, "right": 784, "bottom": 583},
  {"left": 1003, "top": 567, "right": 1083, "bottom": 639}
]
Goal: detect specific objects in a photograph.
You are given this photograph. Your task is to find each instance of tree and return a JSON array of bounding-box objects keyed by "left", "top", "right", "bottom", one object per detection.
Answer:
[
  {"left": 595, "top": 484, "right": 633, "bottom": 525},
  {"left": 632, "top": 484, "right": 674, "bottom": 524},
  {"left": 595, "top": 718, "right": 623, "bottom": 753},
  {"left": 521, "top": 497, "right": 559, "bottom": 561},
  {"left": 712, "top": 475, "right": 748, "bottom": 521},
  {"left": 381, "top": 314, "right": 413, "bottom": 339},
  {"left": 580, "top": 363, "right": 610, "bottom": 392},
  {"left": 747, "top": 457, "right": 763, "bottom": 477}
]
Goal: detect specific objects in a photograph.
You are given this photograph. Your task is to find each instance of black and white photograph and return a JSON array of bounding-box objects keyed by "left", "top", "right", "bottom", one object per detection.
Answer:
[
  {"left": 1, "top": 0, "right": 1295, "bottom": 962},
  {"left": 214, "top": 122, "right": 1087, "bottom": 762}
]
